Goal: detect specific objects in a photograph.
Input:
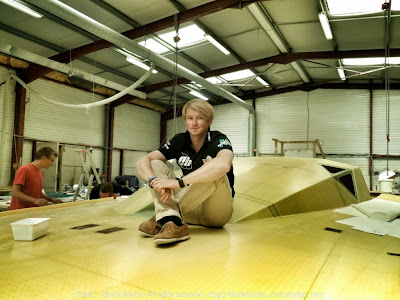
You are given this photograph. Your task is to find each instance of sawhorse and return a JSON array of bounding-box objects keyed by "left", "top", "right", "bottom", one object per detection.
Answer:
[{"left": 73, "top": 150, "right": 101, "bottom": 201}]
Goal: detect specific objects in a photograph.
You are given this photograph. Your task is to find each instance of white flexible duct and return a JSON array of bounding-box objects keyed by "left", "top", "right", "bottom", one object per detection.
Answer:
[
  {"left": 0, "top": 40, "right": 147, "bottom": 100},
  {"left": 10, "top": 65, "right": 152, "bottom": 109},
  {"left": 26, "top": 0, "right": 256, "bottom": 156}
]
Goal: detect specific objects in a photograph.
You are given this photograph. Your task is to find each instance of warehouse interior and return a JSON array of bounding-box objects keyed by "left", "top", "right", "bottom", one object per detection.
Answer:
[{"left": 0, "top": 0, "right": 400, "bottom": 299}]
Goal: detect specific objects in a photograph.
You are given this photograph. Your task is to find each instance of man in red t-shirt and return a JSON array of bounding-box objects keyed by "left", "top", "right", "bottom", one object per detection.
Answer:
[{"left": 10, "top": 147, "right": 63, "bottom": 210}]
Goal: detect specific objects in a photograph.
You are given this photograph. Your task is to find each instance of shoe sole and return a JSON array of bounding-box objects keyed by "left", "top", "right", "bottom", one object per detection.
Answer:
[
  {"left": 138, "top": 230, "right": 158, "bottom": 237},
  {"left": 154, "top": 235, "right": 190, "bottom": 245}
]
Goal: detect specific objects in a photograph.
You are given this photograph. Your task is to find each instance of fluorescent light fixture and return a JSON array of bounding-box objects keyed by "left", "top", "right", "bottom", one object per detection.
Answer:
[
  {"left": 255, "top": 76, "right": 269, "bottom": 87},
  {"left": 343, "top": 57, "right": 400, "bottom": 66},
  {"left": 221, "top": 69, "right": 255, "bottom": 81},
  {"left": 138, "top": 39, "right": 169, "bottom": 54},
  {"left": 337, "top": 68, "right": 346, "bottom": 80},
  {"left": 159, "top": 24, "right": 206, "bottom": 47},
  {"left": 189, "top": 90, "right": 208, "bottom": 101},
  {"left": 0, "top": 0, "right": 43, "bottom": 18},
  {"left": 318, "top": 12, "right": 333, "bottom": 40},
  {"left": 326, "top": 0, "right": 398, "bottom": 16},
  {"left": 126, "top": 56, "right": 157, "bottom": 74},
  {"left": 205, "top": 34, "right": 230, "bottom": 55}
]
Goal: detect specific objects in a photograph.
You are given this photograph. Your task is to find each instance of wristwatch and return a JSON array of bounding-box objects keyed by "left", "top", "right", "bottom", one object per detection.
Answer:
[
  {"left": 148, "top": 176, "right": 157, "bottom": 188},
  {"left": 176, "top": 176, "right": 186, "bottom": 188}
]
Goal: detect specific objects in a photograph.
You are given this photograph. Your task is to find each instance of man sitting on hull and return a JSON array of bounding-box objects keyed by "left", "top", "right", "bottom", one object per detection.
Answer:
[{"left": 136, "top": 99, "right": 235, "bottom": 245}]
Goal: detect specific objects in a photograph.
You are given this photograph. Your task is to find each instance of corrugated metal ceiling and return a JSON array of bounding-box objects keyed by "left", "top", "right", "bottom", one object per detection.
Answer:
[{"left": 0, "top": 0, "right": 399, "bottom": 111}]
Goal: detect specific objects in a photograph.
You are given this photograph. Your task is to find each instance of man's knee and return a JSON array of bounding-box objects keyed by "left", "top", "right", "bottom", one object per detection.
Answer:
[
  {"left": 150, "top": 160, "right": 169, "bottom": 177},
  {"left": 200, "top": 208, "right": 233, "bottom": 228},
  {"left": 150, "top": 160, "right": 166, "bottom": 168}
]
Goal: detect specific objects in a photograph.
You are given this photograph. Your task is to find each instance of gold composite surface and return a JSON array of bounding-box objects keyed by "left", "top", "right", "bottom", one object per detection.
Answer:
[{"left": 0, "top": 198, "right": 399, "bottom": 300}]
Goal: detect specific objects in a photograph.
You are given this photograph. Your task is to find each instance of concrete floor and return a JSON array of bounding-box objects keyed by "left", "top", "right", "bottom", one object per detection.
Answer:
[{"left": 0, "top": 198, "right": 399, "bottom": 299}]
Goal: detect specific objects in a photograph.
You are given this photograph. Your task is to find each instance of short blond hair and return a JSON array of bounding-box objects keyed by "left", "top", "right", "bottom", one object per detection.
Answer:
[{"left": 182, "top": 99, "right": 214, "bottom": 121}]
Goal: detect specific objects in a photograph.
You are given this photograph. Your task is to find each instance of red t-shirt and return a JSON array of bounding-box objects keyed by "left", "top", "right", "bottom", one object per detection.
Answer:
[{"left": 10, "top": 163, "right": 43, "bottom": 210}]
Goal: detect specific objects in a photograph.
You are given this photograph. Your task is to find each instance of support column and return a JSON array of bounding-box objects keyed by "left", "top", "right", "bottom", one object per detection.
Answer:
[
  {"left": 10, "top": 80, "right": 26, "bottom": 183},
  {"left": 160, "top": 113, "right": 168, "bottom": 145},
  {"left": 119, "top": 149, "right": 123, "bottom": 176},
  {"left": 369, "top": 87, "right": 373, "bottom": 191},
  {"left": 107, "top": 105, "right": 115, "bottom": 181}
]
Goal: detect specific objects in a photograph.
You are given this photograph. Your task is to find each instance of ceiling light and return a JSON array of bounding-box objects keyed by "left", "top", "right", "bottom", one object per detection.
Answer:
[
  {"left": 0, "top": 0, "right": 43, "bottom": 18},
  {"left": 337, "top": 68, "right": 346, "bottom": 80},
  {"left": 343, "top": 57, "right": 400, "bottom": 66},
  {"left": 318, "top": 11, "right": 333, "bottom": 40},
  {"left": 205, "top": 34, "right": 230, "bottom": 55},
  {"left": 221, "top": 69, "right": 255, "bottom": 81},
  {"left": 126, "top": 56, "right": 157, "bottom": 74},
  {"left": 255, "top": 77, "right": 269, "bottom": 87},
  {"left": 189, "top": 90, "right": 208, "bottom": 101}
]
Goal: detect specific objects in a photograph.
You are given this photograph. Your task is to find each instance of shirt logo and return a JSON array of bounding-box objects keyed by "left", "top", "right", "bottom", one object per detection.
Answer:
[
  {"left": 178, "top": 153, "right": 193, "bottom": 170},
  {"left": 162, "top": 141, "right": 171, "bottom": 150},
  {"left": 218, "top": 139, "right": 231, "bottom": 148}
]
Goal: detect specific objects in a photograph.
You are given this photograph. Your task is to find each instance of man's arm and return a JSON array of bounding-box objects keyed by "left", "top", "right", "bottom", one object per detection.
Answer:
[
  {"left": 182, "top": 149, "right": 233, "bottom": 185},
  {"left": 136, "top": 150, "right": 171, "bottom": 202},
  {"left": 151, "top": 149, "right": 233, "bottom": 203},
  {"left": 136, "top": 150, "right": 167, "bottom": 181},
  {"left": 41, "top": 192, "right": 63, "bottom": 204},
  {"left": 11, "top": 184, "right": 49, "bottom": 206}
]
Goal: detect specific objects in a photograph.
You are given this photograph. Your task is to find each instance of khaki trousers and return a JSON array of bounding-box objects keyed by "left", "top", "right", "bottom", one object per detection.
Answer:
[{"left": 150, "top": 160, "right": 233, "bottom": 227}]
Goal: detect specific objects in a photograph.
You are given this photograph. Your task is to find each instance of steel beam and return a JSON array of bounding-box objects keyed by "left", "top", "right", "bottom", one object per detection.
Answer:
[
  {"left": 25, "top": 0, "right": 254, "bottom": 82},
  {"left": 136, "top": 48, "right": 400, "bottom": 96}
]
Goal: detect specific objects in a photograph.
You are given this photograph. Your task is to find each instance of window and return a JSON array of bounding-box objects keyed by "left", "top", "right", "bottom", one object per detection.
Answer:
[
  {"left": 138, "top": 39, "right": 169, "bottom": 54},
  {"left": 220, "top": 69, "right": 255, "bottom": 81},
  {"left": 326, "top": 0, "right": 400, "bottom": 16},
  {"left": 158, "top": 24, "right": 206, "bottom": 48}
]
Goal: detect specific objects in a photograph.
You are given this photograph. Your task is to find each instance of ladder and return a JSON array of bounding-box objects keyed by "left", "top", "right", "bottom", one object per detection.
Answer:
[{"left": 73, "top": 150, "right": 101, "bottom": 201}]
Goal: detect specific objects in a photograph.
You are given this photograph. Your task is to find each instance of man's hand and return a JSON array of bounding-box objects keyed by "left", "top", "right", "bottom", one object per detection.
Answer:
[
  {"left": 33, "top": 198, "right": 49, "bottom": 206},
  {"left": 151, "top": 178, "right": 179, "bottom": 203},
  {"left": 51, "top": 198, "right": 63, "bottom": 204},
  {"left": 151, "top": 178, "right": 180, "bottom": 190}
]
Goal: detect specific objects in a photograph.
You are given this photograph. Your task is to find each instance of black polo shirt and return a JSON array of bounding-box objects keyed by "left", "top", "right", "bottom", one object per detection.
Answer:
[{"left": 159, "top": 130, "right": 235, "bottom": 197}]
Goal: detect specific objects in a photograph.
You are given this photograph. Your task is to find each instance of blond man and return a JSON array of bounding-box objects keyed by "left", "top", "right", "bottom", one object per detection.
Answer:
[{"left": 136, "top": 99, "right": 234, "bottom": 245}]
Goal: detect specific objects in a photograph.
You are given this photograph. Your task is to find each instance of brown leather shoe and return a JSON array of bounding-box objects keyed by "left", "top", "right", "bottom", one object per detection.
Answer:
[
  {"left": 138, "top": 216, "right": 162, "bottom": 236},
  {"left": 154, "top": 221, "right": 190, "bottom": 245}
]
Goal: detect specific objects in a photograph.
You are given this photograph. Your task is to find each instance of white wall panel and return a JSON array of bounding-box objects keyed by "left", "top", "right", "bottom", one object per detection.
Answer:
[
  {"left": 22, "top": 141, "right": 33, "bottom": 165},
  {"left": 309, "top": 89, "right": 370, "bottom": 154},
  {"left": 256, "top": 89, "right": 370, "bottom": 155},
  {"left": 114, "top": 103, "right": 160, "bottom": 150},
  {"left": 123, "top": 150, "right": 148, "bottom": 183},
  {"left": 111, "top": 150, "right": 120, "bottom": 181},
  {"left": 256, "top": 91, "right": 310, "bottom": 153},
  {"left": 213, "top": 102, "right": 249, "bottom": 155},
  {"left": 0, "top": 67, "right": 16, "bottom": 186},
  {"left": 24, "top": 79, "right": 105, "bottom": 146},
  {"left": 166, "top": 117, "right": 186, "bottom": 141},
  {"left": 88, "top": 147, "right": 104, "bottom": 176},
  {"left": 372, "top": 90, "right": 400, "bottom": 154}
]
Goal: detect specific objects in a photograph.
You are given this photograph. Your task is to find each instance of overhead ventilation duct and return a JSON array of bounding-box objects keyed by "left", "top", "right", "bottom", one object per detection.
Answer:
[
  {"left": 26, "top": 0, "right": 256, "bottom": 156},
  {"left": 0, "top": 40, "right": 147, "bottom": 100}
]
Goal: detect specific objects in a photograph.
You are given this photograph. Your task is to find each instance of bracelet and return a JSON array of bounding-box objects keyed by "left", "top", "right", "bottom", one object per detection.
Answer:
[
  {"left": 148, "top": 176, "right": 157, "bottom": 188},
  {"left": 176, "top": 176, "right": 185, "bottom": 188}
]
